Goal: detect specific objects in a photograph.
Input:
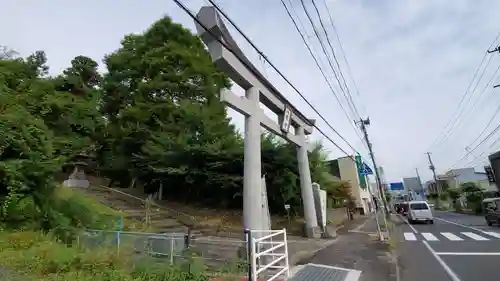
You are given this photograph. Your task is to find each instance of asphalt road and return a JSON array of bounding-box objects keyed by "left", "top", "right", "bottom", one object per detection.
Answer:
[{"left": 396, "top": 210, "right": 500, "bottom": 281}]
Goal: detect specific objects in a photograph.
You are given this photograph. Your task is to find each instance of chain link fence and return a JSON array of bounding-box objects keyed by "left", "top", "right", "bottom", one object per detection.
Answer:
[{"left": 76, "top": 229, "right": 250, "bottom": 275}]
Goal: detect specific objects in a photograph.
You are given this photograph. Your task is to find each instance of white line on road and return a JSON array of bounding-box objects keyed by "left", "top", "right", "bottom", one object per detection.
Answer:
[
  {"left": 399, "top": 214, "right": 418, "bottom": 233},
  {"left": 440, "top": 232, "right": 463, "bottom": 241},
  {"left": 483, "top": 231, "right": 500, "bottom": 239},
  {"left": 423, "top": 241, "right": 462, "bottom": 281},
  {"left": 435, "top": 252, "right": 500, "bottom": 256},
  {"left": 461, "top": 232, "right": 489, "bottom": 241},
  {"left": 434, "top": 217, "right": 484, "bottom": 233},
  {"left": 404, "top": 232, "right": 417, "bottom": 241},
  {"left": 422, "top": 232, "right": 439, "bottom": 241}
]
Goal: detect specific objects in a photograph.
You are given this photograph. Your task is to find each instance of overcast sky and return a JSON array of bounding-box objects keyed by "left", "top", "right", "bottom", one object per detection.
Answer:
[{"left": 4, "top": 0, "right": 500, "bottom": 183}]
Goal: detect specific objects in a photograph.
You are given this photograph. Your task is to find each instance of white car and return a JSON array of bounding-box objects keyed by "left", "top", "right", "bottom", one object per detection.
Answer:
[{"left": 408, "top": 201, "right": 434, "bottom": 224}]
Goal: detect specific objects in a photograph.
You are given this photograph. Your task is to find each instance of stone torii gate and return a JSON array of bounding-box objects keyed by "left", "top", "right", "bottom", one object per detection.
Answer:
[{"left": 196, "top": 6, "right": 320, "bottom": 238}]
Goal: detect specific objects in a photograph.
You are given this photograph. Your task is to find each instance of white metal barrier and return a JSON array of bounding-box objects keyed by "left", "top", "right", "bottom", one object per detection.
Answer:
[{"left": 247, "top": 229, "right": 290, "bottom": 281}]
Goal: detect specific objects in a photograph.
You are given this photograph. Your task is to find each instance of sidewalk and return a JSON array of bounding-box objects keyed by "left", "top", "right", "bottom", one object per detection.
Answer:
[{"left": 297, "top": 213, "right": 397, "bottom": 281}]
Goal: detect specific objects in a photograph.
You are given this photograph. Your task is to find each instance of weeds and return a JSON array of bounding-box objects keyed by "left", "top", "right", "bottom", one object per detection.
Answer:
[
  {"left": 0, "top": 230, "right": 223, "bottom": 281},
  {"left": 0, "top": 186, "right": 245, "bottom": 281}
]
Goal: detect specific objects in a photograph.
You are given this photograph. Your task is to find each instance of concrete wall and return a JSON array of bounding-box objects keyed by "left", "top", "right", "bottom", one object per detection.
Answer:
[{"left": 326, "top": 207, "right": 348, "bottom": 224}]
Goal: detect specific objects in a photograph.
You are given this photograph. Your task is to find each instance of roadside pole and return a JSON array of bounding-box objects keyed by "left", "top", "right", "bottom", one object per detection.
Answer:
[
  {"left": 357, "top": 118, "right": 389, "bottom": 240},
  {"left": 370, "top": 190, "right": 384, "bottom": 240}
]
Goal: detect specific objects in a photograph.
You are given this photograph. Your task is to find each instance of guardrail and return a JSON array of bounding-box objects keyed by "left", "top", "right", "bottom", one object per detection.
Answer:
[{"left": 246, "top": 229, "right": 290, "bottom": 281}]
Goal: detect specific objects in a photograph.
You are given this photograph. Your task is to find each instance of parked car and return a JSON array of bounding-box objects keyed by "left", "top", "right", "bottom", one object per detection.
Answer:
[
  {"left": 483, "top": 197, "right": 500, "bottom": 226},
  {"left": 408, "top": 201, "right": 433, "bottom": 224}
]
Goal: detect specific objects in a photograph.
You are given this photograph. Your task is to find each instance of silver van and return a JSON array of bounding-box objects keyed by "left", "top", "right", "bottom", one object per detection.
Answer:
[{"left": 408, "top": 201, "right": 433, "bottom": 224}]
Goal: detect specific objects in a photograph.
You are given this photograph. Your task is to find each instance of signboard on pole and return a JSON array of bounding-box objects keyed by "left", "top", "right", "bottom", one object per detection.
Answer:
[
  {"left": 356, "top": 154, "right": 367, "bottom": 189},
  {"left": 389, "top": 182, "right": 405, "bottom": 191},
  {"left": 359, "top": 162, "right": 373, "bottom": 176}
]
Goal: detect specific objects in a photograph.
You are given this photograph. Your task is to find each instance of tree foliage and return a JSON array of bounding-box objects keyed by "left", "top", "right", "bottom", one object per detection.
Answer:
[{"left": 1, "top": 15, "right": 351, "bottom": 228}]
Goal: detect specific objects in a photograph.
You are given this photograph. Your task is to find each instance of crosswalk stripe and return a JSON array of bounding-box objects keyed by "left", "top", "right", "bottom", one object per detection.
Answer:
[
  {"left": 440, "top": 232, "right": 463, "bottom": 241},
  {"left": 461, "top": 232, "right": 489, "bottom": 241},
  {"left": 422, "top": 232, "right": 439, "bottom": 241},
  {"left": 483, "top": 232, "right": 500, "bottom": 239},
  {"left": 404, "top": 232, "right": 417, "bottom": 241}
]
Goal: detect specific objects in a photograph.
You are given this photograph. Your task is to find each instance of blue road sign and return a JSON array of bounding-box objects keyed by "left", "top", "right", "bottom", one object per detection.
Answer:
[
  {"left": 359, "top": 162, "right": 373, "bottom": 176},
  {"left": 389, "top": 182, "right": 405, "bottom": 191}
]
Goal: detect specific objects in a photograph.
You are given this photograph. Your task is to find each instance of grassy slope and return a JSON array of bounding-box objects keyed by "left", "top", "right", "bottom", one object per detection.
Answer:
[{"left": 0, "top": 187, "right": 205, "bottom": 281}]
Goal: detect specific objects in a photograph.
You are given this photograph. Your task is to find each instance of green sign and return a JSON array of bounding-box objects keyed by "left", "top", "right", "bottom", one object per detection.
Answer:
[{"left": 355, "top": 154, "right": 367, "bottom": 190}]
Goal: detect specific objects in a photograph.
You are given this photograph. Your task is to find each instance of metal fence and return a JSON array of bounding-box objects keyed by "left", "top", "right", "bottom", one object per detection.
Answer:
[{"left": 78, "top": 229, "right": 187, "bottom": 264}]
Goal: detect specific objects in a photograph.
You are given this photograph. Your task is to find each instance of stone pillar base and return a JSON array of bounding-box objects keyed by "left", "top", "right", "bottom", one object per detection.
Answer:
[{"left": 304, "top": 225, "right": 322, "bottom": 238}]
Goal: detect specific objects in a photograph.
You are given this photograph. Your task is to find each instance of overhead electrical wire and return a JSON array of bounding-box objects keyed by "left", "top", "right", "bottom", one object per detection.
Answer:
[
  {"left": 467, "top": 92, "right": 500, "bottom": 147},
  {"left": 279, "top": 0, "right": 368, "bottom": 150},
  {"left": 447, "top": 121, "right": 500, "bottom": 170},
  {"left": 432, "top": 55, "right": 497, "bottom": 151},
  {"left": 427, "top": 33, "right": 500, "bottom": 152},
  {"left": 308, "top": 0, "right": 361, "bottom": 119},
  {"left": 319, "top": 0, "right": 367, "bottom": 121},
  {"left": 173, "top": 0, "right": 370, "bottom": 164}
]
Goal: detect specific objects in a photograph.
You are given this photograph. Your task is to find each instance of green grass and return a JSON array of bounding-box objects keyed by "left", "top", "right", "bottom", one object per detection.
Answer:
[
  {"left": 0, "top": 186, "right": 246, "bottom": 280},
  {"left": 57, "top": 187, "right": 123, "bottom": 217},
  {"left": 0, "top": 230, "right": 208, "bottom": 281}
]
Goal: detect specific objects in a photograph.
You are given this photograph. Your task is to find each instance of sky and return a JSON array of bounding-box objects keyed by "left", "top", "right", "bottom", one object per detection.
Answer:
[{"left": 3, "top": 0, "right": 500, "bottom": 183}]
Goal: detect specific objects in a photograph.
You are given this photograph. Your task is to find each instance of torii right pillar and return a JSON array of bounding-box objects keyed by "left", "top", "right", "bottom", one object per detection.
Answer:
[{"left": 296, "top": 126, "right": 321, "bottom": 238}]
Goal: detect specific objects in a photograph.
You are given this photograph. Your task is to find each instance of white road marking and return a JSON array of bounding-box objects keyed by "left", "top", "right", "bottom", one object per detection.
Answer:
[
  {"left": 483, "top": 231, "right": 500, "bottom": 239},
  {"left": 422, "top": 232, "right": 439, "bottom": 241},
  {"left": 461, "top": 232, "right": 489, "bottom": 241},
  {"left": 423, "top": 241, "right": 462, "bottom": 281},
  {"left": 434, "top": 217, "right": 484, "bottom": 232},
  {"left": 404, "top": 232, "right": 417, "bottom": 241},
  {"left": 435, "top": 252, "right": 500, "bottom": 256},
  {"left": 440, "top": 232, "right": 463, "bottom": 241},
  {"left": 399, "top": 214, "right": 418, "bottom": 233}
]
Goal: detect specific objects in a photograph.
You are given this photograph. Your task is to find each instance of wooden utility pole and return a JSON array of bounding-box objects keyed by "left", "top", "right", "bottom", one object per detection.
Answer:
[
  {"left": 426, "top": 152, "right": 441, "bottom": 195},
  {"left": 358, "top": 118, "right": 389, "bottom": 216},
  {"left": 357, "top": 117, "right": 388, "bottom": 241}
]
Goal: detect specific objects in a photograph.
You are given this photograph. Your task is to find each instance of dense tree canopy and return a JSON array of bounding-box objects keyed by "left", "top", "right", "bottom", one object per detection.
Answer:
[{"left": 0, "top": 16, "right": 351, "bottom": 226}]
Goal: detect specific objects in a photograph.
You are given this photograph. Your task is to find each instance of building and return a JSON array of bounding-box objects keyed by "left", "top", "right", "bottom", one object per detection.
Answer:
[
  {"left": 403, "top": 177, "right": 425, "bottom": 199},
  {"left": 445, "top": 168, "right": 496, "bottom": 191},
  {"left": 425, "top": 177, "right": 448, "bottom": 194},
  {"left": 327, "top": 156, "right": 373, "bottom": 215}
]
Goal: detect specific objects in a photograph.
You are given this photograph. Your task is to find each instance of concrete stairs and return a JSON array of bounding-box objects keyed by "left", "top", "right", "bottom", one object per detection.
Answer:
[
  {"left": 79, "top": 185, "right": 248, "bottom": 269},
  {"left": 80, "top": 186, "right": 189, "bottom": 233}
]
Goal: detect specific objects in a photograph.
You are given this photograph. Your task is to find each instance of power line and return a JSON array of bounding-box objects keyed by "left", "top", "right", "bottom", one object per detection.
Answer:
[
  {"left": 319, "top": 0, "right": 365, "bottom": 104},
  {"left": 309, "top": 0, "right": 361, "bottom": 119},
  {"left": 299, "top": 0, "right": 359, "bottom": 121},
  {"left": 467, "top": 93, "right": 500, "bottom": 147},
  {"left": 432, "top": 56, "right": 498, "bottom": 151},
  {"left": 174, "top": 0, "right": 368, "bottom": 163},
  {"left": 447, "top": 121, "right": 500, "bottom": 170},
  {"left": 427, "top": 33, "right": 500, "bottom": 152},
  {"left": 278, "top": 0, "right": 368, "bottom": 150}
]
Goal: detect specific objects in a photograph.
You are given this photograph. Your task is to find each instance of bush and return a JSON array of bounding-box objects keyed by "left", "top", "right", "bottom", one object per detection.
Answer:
[{"left": 0, "top": 230, "right": 209, "bottom": 281}]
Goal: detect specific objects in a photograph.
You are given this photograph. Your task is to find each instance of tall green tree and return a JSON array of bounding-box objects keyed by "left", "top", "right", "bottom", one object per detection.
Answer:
[
  {"left": 98, "top": 16, "right": 241, "bottom": 194},
  {"left": 0, "top": 52, "right": 104, "bottom": 228}
]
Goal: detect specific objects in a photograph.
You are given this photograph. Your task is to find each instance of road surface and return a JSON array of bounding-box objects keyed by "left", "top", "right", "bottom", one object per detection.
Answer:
[{"left": 396, "top": 210, "right": 500, "bottom": 281}]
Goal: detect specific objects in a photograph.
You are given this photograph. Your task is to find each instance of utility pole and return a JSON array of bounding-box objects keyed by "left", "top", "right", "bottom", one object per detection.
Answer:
[
  {"left": 414, "top": 168, "right": 423, "bottom": 200},
  {"left": 415, "top": 168, "right": 423, "bottom": 190},
  {"left": 357, "top": 118, "right": 389, "bottom": 218},
  {"left": 426, "top": 152, "right": 441, "bottom": 196}
]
